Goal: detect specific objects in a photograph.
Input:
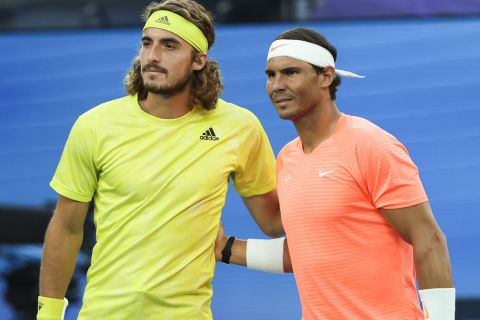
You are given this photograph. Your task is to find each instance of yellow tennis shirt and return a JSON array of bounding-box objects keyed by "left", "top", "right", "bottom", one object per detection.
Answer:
[{"left": 50, "top": 94, "right": 276, "bottom": 319}]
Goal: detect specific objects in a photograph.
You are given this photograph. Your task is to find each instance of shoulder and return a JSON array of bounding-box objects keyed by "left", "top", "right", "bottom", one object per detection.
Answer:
[
  {"left": 278, "top": 137, "right": 300, "bottom": 160},
  {"left": 79, "top": 96, "right": 130, "bottom": 121},
  {"left": 338, "top": 114, "right": 401, "bottom": 150},
  {"left": 338, "top": 115, "right": 411, "bottom": 169},
  {"left": 210, "top": 99, "right": 263, "bottom": 127},
  {"left": 74, "top": 95, "right": 131, "bottom": 130},
  {"left": 342, "top": 114, "right": 390, "bottom": 137}
]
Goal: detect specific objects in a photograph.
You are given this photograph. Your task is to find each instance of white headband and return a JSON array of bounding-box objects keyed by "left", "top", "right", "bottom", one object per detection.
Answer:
[{"left": 267, "top": 39, "right": 365, "bottom": 78}]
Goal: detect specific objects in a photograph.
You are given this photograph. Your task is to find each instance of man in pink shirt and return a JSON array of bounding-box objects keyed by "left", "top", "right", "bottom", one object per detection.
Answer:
[{"left": 216, "top": 27, "right": 454, "bottom": 319}]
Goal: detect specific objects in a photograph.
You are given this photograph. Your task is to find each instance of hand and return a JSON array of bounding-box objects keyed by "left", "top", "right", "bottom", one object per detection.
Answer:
[{"left": 214, "top": 221, "right": 228, "bottom": 261}]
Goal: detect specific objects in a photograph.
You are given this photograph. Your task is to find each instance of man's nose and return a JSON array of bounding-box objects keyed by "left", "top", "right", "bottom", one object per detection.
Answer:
[
  {"left": 147, "top": 44, "right": 161, "bottom": 63},
  {"left": 271, "top": 75, "right": 286, "bottom": 91}
]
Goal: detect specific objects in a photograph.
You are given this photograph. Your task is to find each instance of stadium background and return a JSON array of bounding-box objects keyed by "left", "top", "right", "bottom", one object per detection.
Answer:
[{"left": 1, "top": 0, "right": 479, "bottom": 318}]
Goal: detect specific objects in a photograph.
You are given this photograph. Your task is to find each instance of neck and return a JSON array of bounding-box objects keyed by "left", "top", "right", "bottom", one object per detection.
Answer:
[
  {"left": 138, "top": 83, "right": 192, "bottom": 119},
  {"left": 293, "top": 100, "right": 341, "bottom": 154}
]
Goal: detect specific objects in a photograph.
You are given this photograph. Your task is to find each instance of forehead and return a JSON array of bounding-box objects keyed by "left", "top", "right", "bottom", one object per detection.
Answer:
[
  {"left": 266, "top": 56, "right": 312, "bottom": 71},
  {"left": 142, "top": 27, "right": 189, "bottom": 46}
]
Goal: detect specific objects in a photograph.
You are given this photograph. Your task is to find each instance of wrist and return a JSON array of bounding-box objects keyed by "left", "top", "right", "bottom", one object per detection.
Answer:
[{"left": 215, "top": 235, "right": 228, "bottom": 261}]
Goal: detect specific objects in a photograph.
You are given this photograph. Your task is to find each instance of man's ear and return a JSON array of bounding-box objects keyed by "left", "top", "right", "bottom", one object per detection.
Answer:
[
  {"left": 192, "top": 53, "right": 208, "bottom": 71},
  {"left": 320, "top": 66, "right": 336, "bottom": 87}
]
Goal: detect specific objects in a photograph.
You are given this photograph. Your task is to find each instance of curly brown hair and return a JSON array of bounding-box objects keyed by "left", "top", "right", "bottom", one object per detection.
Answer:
[{"left": 124, "top": 0, "right": 223, "bottom": 110}]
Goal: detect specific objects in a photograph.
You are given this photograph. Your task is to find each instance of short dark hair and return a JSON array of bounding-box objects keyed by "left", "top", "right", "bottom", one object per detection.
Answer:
[{"left": 275, "top": 28, "right": 341, "bottom": 100}]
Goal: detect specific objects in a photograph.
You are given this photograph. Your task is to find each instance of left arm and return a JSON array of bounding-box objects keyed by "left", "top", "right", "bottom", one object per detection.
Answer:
[
  {"left": 381, "top": 201, "right": 453, "bottom": 289},
  {"left": 242, "top": 189, "right": 284, "bottom": 237}
]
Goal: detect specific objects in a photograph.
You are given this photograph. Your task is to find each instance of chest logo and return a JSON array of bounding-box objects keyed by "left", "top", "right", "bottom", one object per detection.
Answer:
[
  {"left": 319, "top": 169, "right": 335, "bottom": 177},
  {"left": 200, "top": 127, "right": 219, "bottom": 141}
]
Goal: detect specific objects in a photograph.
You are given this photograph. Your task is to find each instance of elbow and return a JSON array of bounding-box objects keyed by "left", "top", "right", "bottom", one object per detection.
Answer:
[
  {"left": 254, "top": 215, "right": 285, "bottom": 237},
  {"left": 415, "top": 229, "right": 449, "bottom": 262},
  {"left": 260, "top": 225, "right": 285, "bottom": 238},
  {"left": 413, "top": 229, "right": 454, "bottom": 288}
]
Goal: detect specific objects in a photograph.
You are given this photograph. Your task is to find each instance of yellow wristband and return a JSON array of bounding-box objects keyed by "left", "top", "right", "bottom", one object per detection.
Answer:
[{"left": 37, "top": 296, "right": 68, "bottom": 320}]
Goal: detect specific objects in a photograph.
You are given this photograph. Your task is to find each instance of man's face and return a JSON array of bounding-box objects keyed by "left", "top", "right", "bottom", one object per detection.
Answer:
[
  {"left": 265, "top": 56, "right": 324, "bottom": 121},
  {"left": 140, "top": 28, "right": 196, "bottom": 96}
]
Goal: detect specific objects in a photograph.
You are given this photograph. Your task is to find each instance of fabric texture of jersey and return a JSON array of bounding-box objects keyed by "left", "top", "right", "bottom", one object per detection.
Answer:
[
  {"left": 50, "top": 94, "right": 276, "bottom": 319},
  {"left": 277, "top": 113, "right": 427, "bottom": 320}
]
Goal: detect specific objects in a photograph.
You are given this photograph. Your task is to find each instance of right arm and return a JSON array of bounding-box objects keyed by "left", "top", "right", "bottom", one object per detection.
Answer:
[{"left": 40, "top": 195, "right": 90, "bottom": 298}]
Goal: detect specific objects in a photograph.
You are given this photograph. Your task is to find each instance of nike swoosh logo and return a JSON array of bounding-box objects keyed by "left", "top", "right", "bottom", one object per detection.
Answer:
[
  {"left": 319, "top": 169, "right": 335, "bottom": 177},
  {"left": 270, "top": 44, "right": 288, "bottom": 52}
]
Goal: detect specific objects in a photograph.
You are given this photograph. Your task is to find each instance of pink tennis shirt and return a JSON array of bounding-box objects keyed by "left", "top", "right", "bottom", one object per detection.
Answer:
[{"left": 277, "top": 114, "right": 427, "bottom": 319}]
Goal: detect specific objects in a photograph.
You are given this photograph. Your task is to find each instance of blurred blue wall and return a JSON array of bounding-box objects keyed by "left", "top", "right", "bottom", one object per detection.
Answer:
[{"left": 310, "top": 0, "right": 480, "bottom": 19}]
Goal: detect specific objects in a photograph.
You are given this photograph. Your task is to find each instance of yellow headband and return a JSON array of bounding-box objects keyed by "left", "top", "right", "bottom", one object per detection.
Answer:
[{"left": 143, "top": 10, "right": 209, "bottom": 53}]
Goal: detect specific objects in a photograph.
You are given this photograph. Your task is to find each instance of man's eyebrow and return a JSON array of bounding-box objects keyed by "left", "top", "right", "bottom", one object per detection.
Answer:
[
  {"left": 280, "top": 67, "right": 300, "bottom": 72},
  {"left": 265, "top": 67, "right": 300, "bottom": 74},
  {"left": 140, "top": 36, "right": 182, "bottom": 44},
  {"left": 160, "top": 37, "right": 182, "bottom": 44}
]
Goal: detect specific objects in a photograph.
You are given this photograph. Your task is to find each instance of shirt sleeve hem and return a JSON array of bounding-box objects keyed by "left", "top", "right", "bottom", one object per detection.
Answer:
[
  {"left": 379, "top": 196, "right": 429, "bottom": 210},
  {"left": 50, "top": 180, "right": 92, "bottom": 203},
  {"left": 236, "top": 181, "right": 276, "bottom": 198}
]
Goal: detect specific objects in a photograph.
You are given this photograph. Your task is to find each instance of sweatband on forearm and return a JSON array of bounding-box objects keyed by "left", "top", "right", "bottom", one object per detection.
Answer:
[
  {"left": 246, "top": 237, "right": 285, "bottom": 274},
  {"left": 37, "top": 296, "right": 68, "bottom": 320},
  {"left": 418, "top": 288, "right": 455, "bottom": 319}
]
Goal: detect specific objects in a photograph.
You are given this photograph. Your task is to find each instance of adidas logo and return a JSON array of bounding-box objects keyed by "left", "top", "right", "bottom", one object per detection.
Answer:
[
  {"left": 155, "top": 16, "right": 171, "bottom": 25},
  {"left": 200, "top": 127, "right": 219, "bottom": 141}
]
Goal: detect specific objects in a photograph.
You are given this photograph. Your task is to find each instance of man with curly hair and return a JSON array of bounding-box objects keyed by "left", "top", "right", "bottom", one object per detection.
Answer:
[{"left": 37, "top": 1, "right": 282, "bottom": 319}]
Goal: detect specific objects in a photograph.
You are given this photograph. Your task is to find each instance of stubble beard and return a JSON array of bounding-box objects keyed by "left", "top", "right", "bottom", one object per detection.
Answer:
[
  {"left": 143, "top": 71, "right": 192, "bottom": 98},
  {"left": 273, "top": 102, "right": 294, "bottom": 120}
]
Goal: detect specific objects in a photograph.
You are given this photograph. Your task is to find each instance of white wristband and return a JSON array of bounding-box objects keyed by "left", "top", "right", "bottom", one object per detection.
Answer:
[
  {"left": 246, "top": 237, "right": 285, "bottom": 274},
  {"left": 418, "top": 288, "right": 455, "bottom": 320}
]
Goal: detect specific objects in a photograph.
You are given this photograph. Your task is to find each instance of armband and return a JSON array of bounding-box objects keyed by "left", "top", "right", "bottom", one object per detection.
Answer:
[
  {"left": 419, "top": 288, "right": 455, "bottom": 319},
  {"left": 37, "top": 296, "right": 68, "bottom": 320},
  {"left": 246, "top": 237, "right": 285, "bottom": 274}
]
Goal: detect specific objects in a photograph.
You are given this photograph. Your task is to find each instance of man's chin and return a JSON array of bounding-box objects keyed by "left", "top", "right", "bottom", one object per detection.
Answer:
[
  {"left": 276, "top": 110, "right": 293, "bottom": 120},
  {"left": 144, "top": 75, "right": 191, "bottom": 97},
  {"left": 145, "top": 85, "right": 174, "bottom": 96}
]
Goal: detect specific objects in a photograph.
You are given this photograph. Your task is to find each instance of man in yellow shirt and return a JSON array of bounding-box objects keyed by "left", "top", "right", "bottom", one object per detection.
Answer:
[{"left": 37, "top": 1, "right": 282, "bottom": 319}]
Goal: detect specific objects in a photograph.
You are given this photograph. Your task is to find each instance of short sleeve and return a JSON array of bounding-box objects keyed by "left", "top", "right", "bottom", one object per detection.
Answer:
[
  {"left": 232, "top": 115, "right": 276, "bottom": 197},
  {"left": 358, "top": 131, "right": 428, "bottom": 209},
  {"left": 50, "top": 115, "right": 98, "bottom": 202}
]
